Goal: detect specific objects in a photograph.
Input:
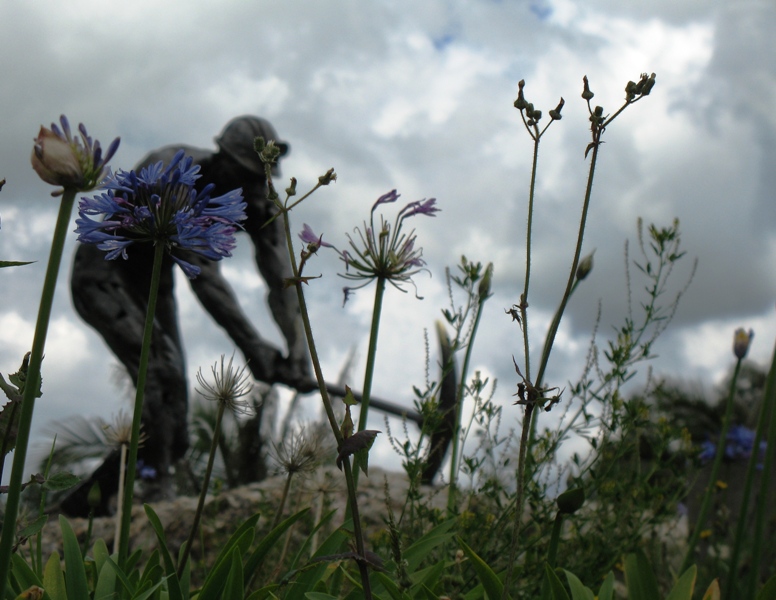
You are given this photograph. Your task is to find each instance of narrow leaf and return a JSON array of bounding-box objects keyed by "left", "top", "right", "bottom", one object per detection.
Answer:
[
  {"left": 458, "top": 537, "right": 504, "bottom": 599},
  {"left": 59, "top": 515, "right": 90, "bottom": 600},
  {"left": 666, "top": 565, "right": 697, "bottom": 600}
]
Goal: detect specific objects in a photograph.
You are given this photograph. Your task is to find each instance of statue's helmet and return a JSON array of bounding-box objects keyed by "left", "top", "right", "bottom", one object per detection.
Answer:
[{"left": 215, "top": 116, "right": 289, "bottom": 175}]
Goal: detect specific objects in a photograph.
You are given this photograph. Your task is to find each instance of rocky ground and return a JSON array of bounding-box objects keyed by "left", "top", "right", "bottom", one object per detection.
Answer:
[{"left": 30, "top": 466, "right": 441, "bottom": 567}]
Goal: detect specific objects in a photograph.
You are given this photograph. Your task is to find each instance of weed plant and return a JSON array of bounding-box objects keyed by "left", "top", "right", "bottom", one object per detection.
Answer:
[{"left": 1, "top": 75, "right": 776, "bottom": 600}]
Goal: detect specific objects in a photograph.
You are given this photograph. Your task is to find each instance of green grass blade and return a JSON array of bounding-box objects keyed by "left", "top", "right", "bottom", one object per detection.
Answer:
[
  {"left": 143, "top": 504, "right": 184, "bottom": 600},
  {"left": 243, "top": 508, "right": 309, "bottom": 587}
]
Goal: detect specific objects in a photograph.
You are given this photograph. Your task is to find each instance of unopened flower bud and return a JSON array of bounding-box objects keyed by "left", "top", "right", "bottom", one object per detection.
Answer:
[
  {"left": 87, "top": 481, "right": 102, "bottom": 509},
  {"left": 253, "top": 136, "right": 265, "bottom": 154},
  {"left": 286, "top": 177, "right": 297, "bottom": 197},
  {"left": 576, "top": 250, "right": 595, "bottom": 281},
  {"left": 642, "top": 72, "right": 656, "bottom": 96},
  {"left": 625, "top": 80, "right": 638, "bottom": 100},
  {"left": 733, "top": 328, "right": 754, "bottom": 360},
  {"left": 531, "top": 109, "right": 542, "bottom": 122},
  {"left": 549, "top": 97, "right": 565, "bottom": 121},
  {"left": 31, "top": 115, "right": 119, "bottom": 196},
  {"left": 514, "top": 79, "right": 528, "bottom": 110},
  {"left": 557, "top": 487, "right": 585, "bottom": 514},
  {"left": 318, "top": 168, "right": 337, "bottom": 185},
  {"left": 581, "top": 75, "right": 594, "bottom": 100},
  {"left": 31, "top": 127, "right": 82, "bottom": 187},
  {"left": 478, "top": 262, "right": 494, "bottom": 301}
]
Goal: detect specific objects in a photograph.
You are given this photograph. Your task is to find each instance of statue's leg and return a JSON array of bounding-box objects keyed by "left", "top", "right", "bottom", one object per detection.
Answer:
[
  {"left": 68, "top": 243, "right": 188, "bottom": 510},
  {"left": 243, "top": 205, "right": 311, "bottom": 384}
]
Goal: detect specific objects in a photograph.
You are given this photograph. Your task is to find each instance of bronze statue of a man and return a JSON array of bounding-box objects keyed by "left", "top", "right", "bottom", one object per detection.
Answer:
[{"left": 65, "top": 116, "right": 311, "bottom": 514}]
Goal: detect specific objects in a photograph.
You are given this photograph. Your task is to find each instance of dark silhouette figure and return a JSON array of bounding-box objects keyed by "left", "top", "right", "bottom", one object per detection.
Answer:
[{"left": 64, "top": 117, "right": 310, "bottom": 515}]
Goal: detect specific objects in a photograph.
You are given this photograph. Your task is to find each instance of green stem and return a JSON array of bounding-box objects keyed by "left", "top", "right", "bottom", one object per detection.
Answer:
[
  {"left": 535, "top": 141, "right": 600, "bottom": 390},
  {"left": 117, "top": 242, "right": 166, "bottom": 569},
  {"left": 0, "top": 189, "right": 76, "bottom": 594},
  {"left": 113, "top": 443, "right": 127, "bottom": 552},
  {"left": 745, "top": 343, "right": 776, "bottom": 597},
  {"left": 727, "top": 340, "right": 775, "bottom": 597},
  {"left": 521, "top": 135, "right": 540, "bottom": 384},
  {"left": 277, "top": 205, "right": 371, "bottom": 596},
  {"left": 270, "top": 472, "right": 294, "bottom": 531},
  {"left": 178, "top": 401, "right": 225, "bottom": 578},
  {"left": 447, "top": 296, "right": 487, "bottom": 514},
  {"left": 356, "top": 276, "right": 386, "bottom": 433},
  {"left": 680, "top": 358, "right": 742, "bottom": 575},
  {"left": 502, "top": 402, "right": 535, "bottom": 599}
]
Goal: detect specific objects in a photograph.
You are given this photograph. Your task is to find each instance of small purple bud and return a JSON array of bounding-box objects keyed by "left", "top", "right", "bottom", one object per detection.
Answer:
[{"left": 371, "top": 189, "right": 400, "bottom": 213}]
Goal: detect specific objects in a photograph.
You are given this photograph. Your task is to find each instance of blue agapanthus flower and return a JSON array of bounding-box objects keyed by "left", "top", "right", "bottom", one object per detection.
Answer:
[
  {"left": 75, "top": 150, "right": 246, "bottom": 278},
  {"left": 698, "top": 424, "right": 767, "bottom": 468}
]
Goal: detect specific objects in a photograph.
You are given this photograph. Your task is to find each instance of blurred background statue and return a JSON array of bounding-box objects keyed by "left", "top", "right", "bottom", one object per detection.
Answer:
[{"left": 64, "top": 116, "right": 311, "bottom": 514}]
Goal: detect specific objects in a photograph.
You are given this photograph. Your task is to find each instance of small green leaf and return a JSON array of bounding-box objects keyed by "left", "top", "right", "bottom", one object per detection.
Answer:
[
  {"left": 756, "top": 573, "right": 776, "bottom": 600},
  {"left": 222, "top": 548, "right": 244, "bottom": 599},
  {"left": 666, "top": 565, "right": 697, "bottom": 600},
  {"left": 458, "top": 537, "right": 504, "bottom": 600},
  {"left": 42, "top": 552, "right": 67, "bottom": 600},
  {"left": 564, "top": 570, "right": 595, "bottom": 600},
  {"left": 597, "top": 573, "right": 615, "bottom": 600},
  {"left": 59, "top": 515, "right": 90, "bottom": 600},
  {"left": 624, "top": 551, "right": 660, "bottom": 600},
  {"left": 43, "top": 472, "right": 81, "bottom": 491},
  {"left": 0, "top": 261, "right": 34, "bottom": 268},
  {"left": 542, "top": 563, "right": 569, "bottom": 600},
  {"left": 16, "top": 515, "right": 48, "bottom": 540}
]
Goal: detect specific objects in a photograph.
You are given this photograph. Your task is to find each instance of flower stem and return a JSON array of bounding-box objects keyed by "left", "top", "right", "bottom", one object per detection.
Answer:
[
  {"left": 0, "top": 189, "right": 76, "bottom": 594},
  {"left": 521, "top": 135, "right": 541, "bottom": 383},
  {"left": 117, "top": 241, "right": 166, "bottom": 569},
  {"left": 744, "top": 343, "right": 776, "bottom": 597},
  {"left": 502, "top": 402, "right": 534, "bottom": 599},
  {"left": 114, "top": 443, "right": 128, "bottom": 552},
  {"left": 447, "top": 295, "right": 487, "bottom": 514},
  {"left": 727, "top": 337, "right": 776, "bottom": 597},
  {"left": 357, "top": 276, "right": 386, "bottom": 434},
  {"left": 277, "top": 205, "right": 371, "bottom": 598},
  {"left": 178, "top": 401, "right": 226, "bottom": 577},
  {"left": 681, "top": 358, "right": 742, "bottom": 575}
]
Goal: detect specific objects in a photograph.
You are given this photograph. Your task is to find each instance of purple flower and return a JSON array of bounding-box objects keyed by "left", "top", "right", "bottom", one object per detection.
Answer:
[
  {"left": 399, "top": 198, "right": 440, "bottom": 219},
  {"left": 298, "top": 223, "right": 333, "bottom": 249},
  {"left": 136, "top": 460, "right": 157, "bottom": 481},
  {"left": 75, "top": 150, "right": 246, "bottom": 278},
  {"left": 370, "top": 189, "right": 400, "bottom": 214},
  {"left": 335, "top": 191, "right": 439, "bottom": 303},
  {"left": 31, "top": 115, "right": 120, "bottom": 196}
]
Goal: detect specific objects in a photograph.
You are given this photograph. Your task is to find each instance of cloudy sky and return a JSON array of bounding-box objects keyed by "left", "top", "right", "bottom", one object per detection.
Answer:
[{"left": 1, "top": 0, "right": 774, "bottom": 477}]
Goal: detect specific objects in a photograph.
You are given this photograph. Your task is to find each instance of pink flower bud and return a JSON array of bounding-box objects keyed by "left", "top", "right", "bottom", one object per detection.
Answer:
[
  {"left": 31, "top": 126, "right": 83, "bottom": 188},
  {"left": 30, "top": 115, "right": 119, "bottom": 196}
]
